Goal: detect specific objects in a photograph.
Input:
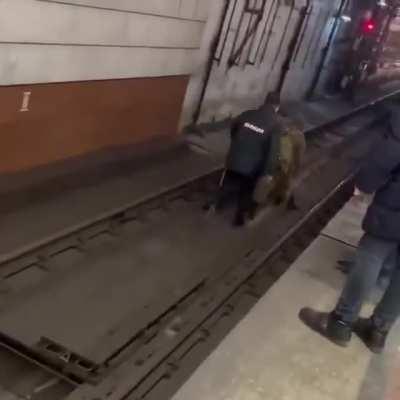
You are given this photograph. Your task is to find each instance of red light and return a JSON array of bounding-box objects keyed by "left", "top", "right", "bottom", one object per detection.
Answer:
[{"left": 362, "top": 19, "right": 376, "bottom": 33}]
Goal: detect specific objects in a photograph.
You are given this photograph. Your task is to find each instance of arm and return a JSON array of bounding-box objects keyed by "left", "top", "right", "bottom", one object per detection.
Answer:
[
  {"left": 262, "top": 130, "right": 281, "bottom": 177},
  {"left": 230, "top": 114, "right": 243, "bottom": 139},
  {"left": 356, "top": 133, "right": 400, "bottom": 194}
]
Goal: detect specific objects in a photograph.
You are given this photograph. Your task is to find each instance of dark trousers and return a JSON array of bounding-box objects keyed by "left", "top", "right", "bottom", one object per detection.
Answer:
[
  {"left": 216, "top": 170, "right": 257, "bottom": 219},
  {"left": 335, "top": 233, "right": 400, "bottom": 332}
]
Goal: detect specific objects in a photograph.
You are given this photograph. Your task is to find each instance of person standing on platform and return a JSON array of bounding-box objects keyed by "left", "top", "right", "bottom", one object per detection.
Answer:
[
  {"left": 213, "top": 92, "right": 283, "bottom": 227},
  {"left": 299, "top": 103, "right": 400, "bottom": 354}
]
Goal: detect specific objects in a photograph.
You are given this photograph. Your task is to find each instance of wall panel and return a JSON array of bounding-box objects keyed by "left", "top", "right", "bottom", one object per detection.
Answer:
[
  {"left": 180, "top": 0, "right": 344, "bottom": 126},
  {"left": 39, "top": 0, "right": 211, "bottom": 21},
  {"left": 0, "top": 2, "right": 204, "bottom": 48},
  {"left": 0, "top": 76, "right": 189, "bottom": 173},
  {"left": 0, "top": 0, "right": 211, "bottom": 175},
  {"left": 0, "top": 45, "right": 196, "bottom": 85},
  {"left": 0, "top": 0, "right": 210, "bottom": 85}
]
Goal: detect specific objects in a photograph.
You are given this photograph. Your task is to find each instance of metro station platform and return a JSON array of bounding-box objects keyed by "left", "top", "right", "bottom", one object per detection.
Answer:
[{"left": 172, "top": 199, "right": 400, "bottom": 400}]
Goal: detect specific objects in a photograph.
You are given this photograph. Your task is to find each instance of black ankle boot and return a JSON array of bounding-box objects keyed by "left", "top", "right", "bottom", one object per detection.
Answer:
[
  {"left": 354, "top": 318, "right": 388, "bottom": 354},
  {"left": 299, "top": 308, "right": 352, "bottom": 347}
]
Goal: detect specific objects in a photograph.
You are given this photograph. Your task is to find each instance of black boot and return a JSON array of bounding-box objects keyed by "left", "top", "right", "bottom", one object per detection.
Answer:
[
  {"left": 354, "top": 318, "right": 388, "bottom": 354},
  {"left": 299, "top": 308, "right": 352, "bottom": 347}
]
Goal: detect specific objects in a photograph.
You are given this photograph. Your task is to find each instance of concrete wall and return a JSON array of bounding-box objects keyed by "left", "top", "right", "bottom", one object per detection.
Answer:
[
  {"left": 0, "top": 0, "right": 209, "bottom": 84},
  {"left": 179, "top": 1, "right": 227, "bottom": 129},
  {"left": 0, "top": 0, "right": 210, "bottom": 173},
  {"left": 180, "top": 0, "right": 345, "bottom": 126},
  {"left": 1, "top": 0, "right": 349, "bottom": 174}
]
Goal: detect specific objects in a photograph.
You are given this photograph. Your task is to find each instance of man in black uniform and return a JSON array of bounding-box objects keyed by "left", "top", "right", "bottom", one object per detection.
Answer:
[{"left": 215, "top": 93, "right": 282, "bottom": 226}]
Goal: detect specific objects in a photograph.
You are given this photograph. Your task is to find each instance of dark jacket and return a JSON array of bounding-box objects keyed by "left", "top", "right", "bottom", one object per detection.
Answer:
[
  {"left": 226, "top": 105, "right": 282, "bottom": 177},
  {"left": 357, "top": 103, "right": 400, "bottom": 241}
]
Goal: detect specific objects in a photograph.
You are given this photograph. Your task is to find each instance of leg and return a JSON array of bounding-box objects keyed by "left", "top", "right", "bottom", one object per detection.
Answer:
[
  {"left": 377, "top": 249, "right": 397, "bottom": 288},
  {"left": 337, "top": 249, "right": 395, "bottom": 286},
  {"left": 281, "top": 172, "right": 294, "bottom": 209},
  {"left": 373, "top": 251, "right": 400, "bottom": 332},
  {"left": 335, "top": 234, "right": 398, "bottom": 325},
  {"left": 270, "top": 173, "right": 287, "bottom": 205},
  {"left": 284, "top": 167, "right": 300, "bottom": 211},
  {"left": 245, "top": 177, "right": 258, "bottom": 219},
  {"left": 235, "top": 176, "right": 256, "bottom": 226},
  {"left": 271, "top": 172, "right": 294, "bottom": 208},
  {"left": 299, "top": 234, "right": 397, "bottom": 348},
  {"left": 286, "top": 194, "right": 296, "bottom": 210},
  {"left": 353, "top": 250, "right": 400, "bottom": 353},
  {"left": 214, "top": 171, "right": 240, "bottom": 212},
  {"left": 234, "top": 177, "right": 249, "bottom": 226}
]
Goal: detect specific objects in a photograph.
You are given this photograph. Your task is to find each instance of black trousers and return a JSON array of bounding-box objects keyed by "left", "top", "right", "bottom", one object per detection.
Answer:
[{"left": 216, "top": 170, "right": 257, "bottom": 218}]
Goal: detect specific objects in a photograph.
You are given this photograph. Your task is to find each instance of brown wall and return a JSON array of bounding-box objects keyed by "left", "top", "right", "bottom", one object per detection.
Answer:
[{"left": 0, "top": 76, "right": 189, "bottom": 174}]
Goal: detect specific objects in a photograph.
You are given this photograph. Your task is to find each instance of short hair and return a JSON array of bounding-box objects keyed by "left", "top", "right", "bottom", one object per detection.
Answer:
[{"left": 265, "top": 91, "right": 281, "bottom": 107}]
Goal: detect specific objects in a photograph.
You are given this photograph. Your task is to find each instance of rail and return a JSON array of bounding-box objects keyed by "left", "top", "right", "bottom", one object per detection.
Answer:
[
  {"left": 1, "top": 89, "right": 398, "bottom": 276},
  {"left": 0, "top": 89, "right": 399, "bottom": 399}
]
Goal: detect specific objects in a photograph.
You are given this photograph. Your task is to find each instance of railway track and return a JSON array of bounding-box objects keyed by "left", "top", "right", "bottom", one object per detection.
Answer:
[
  {"left": 0, "top": 90, "right": 396, "bottom": 278},
  {"left": 0, "top": 93, "right": 397, "bottom": 400}
]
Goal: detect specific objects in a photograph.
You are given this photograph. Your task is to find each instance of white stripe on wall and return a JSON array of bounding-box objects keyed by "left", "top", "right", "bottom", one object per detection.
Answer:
[
  {"left": 0, "top": 1, "right": 204, "bottom": 48},
  {"left": 39, "top": 0, "right": 211, "bottom": 21},
  {"left": 0, "top": 45, "right": 196, "bottom": 85}
]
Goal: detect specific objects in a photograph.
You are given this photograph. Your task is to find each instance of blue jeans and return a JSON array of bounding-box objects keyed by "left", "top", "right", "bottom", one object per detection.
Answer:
[{"left": 335, "top": 234, "right": 400, "bottom": 331}]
